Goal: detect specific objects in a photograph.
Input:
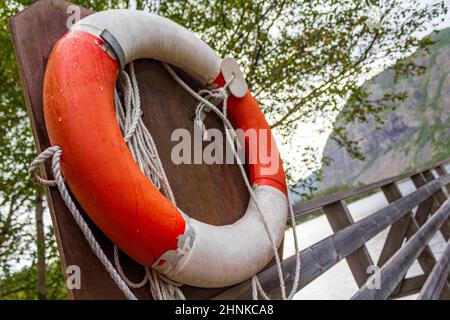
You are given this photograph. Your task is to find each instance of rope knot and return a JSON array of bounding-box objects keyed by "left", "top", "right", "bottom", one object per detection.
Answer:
[
  {"left": 28, "top": 145, "right": 62, "bottom": 187},
  {"left": 194, "top": 87, "right": 230, "bottom": 141}
]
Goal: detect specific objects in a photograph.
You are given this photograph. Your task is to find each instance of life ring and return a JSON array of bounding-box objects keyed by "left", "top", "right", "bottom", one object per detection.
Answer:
[{"left": 43, "top": 9, "right": 288, "bottom": 288}]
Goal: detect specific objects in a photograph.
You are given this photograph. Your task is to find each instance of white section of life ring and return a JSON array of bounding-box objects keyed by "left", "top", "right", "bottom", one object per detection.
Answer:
[
  {"left": 71, "top": 9, "right": 221, "bottom": 85},
  {"left": 153, "top": 185, "right": 288, "bottom": 288}
]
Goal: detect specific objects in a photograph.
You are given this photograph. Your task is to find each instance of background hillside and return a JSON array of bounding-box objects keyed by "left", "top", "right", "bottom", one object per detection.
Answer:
[{"left": 318, "top": 28, "right": 450, "bottom": 191}]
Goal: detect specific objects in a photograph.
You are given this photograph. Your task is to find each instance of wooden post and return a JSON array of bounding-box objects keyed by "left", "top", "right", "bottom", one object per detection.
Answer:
[
  {"left": 323, "top": 200, "right": 374, "bottom": 287},
  {"left": 423, "top": 170, "right": 447, "bottom": 206},
  {"left": 435, "top": 165, "right": 450, "bottom": 194},
  {"left": 352, "top": 199, "right": 450, "bottom": 300},
  {"left": 406, "top": 220, "right": 450, "bottom": 298},
  {"left": 422, "top": 170, "right": 450, "bottom": 240},
  {"left": 9, "top": 0, "right": 270, "bottom": 299},
  {"left": 411, "top": 173, "right": 434, "bottom": 225},
  {"left": 378, "top": 182, "right": 412, "bottom": 266}
]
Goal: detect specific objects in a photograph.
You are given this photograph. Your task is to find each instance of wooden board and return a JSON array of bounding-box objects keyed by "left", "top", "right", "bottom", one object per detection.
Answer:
[
  {"left": 8, "top": 0, "right": 279, "bottom": 300},
  {"left": 322, "top": 200, "right": 373, "bottom": 287}
]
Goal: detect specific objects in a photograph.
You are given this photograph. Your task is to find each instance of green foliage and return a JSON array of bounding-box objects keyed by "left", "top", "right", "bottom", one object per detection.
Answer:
[
  {"left": 1, "top": 0, "right": 37, "bottom": 279},
  {"left": 0, "top": 0, "right": 131, "bottom": 300},
  {"left": 0, "top": 0, "right": 447, "bottom": 299},
  {"left": 0, "top": 262, "right": 67, "bottom": 299},
  {"left": 0, "top": 219, "right": 67, "bottom": 299}
]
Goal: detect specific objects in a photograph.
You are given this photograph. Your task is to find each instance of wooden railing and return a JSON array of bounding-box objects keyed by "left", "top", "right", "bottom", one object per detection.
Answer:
[
  {"left": 214, "top": 159, "right": 450, "bottom": 300},
  {"left": 11, "top": 0, "right": 450, "bottom": 301}
]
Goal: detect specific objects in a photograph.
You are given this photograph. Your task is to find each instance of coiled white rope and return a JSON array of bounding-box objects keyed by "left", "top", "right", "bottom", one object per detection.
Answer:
[{"left": 162, "top": 63, "right": 301, "bottom": 300}]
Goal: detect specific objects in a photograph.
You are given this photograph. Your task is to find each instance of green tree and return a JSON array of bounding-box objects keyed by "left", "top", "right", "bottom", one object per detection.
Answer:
[
  {"left": 0, "top": 0, "right": 447, "bottom": 298},
  {"left": 0, "top": 0, "right": 130, "bottom": 300},
  {"left": 1, "top": 0, "right": 37, "bottom": 290}
]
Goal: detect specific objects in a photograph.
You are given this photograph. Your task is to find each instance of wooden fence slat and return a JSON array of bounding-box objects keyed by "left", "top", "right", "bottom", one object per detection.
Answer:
[
  {"left": 418, "top": 239, "right": 450, "bottom": 300},
  {"left": 390, "top": 275, "right": 427, "bottom": 299},
  {"left": 423, "top": 170, "right": 445, "bottom": 218},
  {"left": 435, "top": 165, "right": 450, "bottom": 243},
  {"left": 389, "top": 216, "right": 441, "bottom": 297},
  {"left": 377, "top": 183, "right": 412, "bottom": 267},
  {"left": 406, "top": 220, "right": 438, "bottom": 273},
  {"left": 403, "top": 219, "right": 450, "bottom": 298},
  {"left": 436, "top": 165, "right": 450, "bottom": 194},
  {"left": 423, "top": 170, "right": 450, "bottom": 241},
  {"left": 293, "top": 159, "right": 450, "bottom": 216},
  {"left": 376, "top": 181, "right": 446, "bottom": 298},
  {"left": 411, "top": 173, "right": 434, "bottom": 225},
  {"left": 214, "top": 178, "right": 447, "bottom": 299},
  {"left": 9, "top": 0, "right": 252, "bottom": 300},
  {"left": 423, "top": 170, "right": 447, "bottom": 206},
  {"left": 323, "top": 201, "right": 374, "bottom": 287},
  {"left": 351, "top": 199, "right": 450, "bottom": 300}
]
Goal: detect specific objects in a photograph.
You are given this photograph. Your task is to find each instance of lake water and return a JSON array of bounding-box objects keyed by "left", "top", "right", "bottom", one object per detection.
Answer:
[{"left": 283, "top": 172, "right": 449, "bottom": 300}]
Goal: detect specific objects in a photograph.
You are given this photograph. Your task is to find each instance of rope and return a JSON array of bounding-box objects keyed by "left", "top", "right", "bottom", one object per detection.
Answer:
[
  {"left": 115, "top": 65, "right": 176, "bottom": 203},
  {"left": 29, "top": 62, "right": 184, "bottom": 300},
  {"left": 29, "top": 61, "right": 301, "bottom": 300},
  {"left": 163, "top": 63, "right": 301, "bottom": 300},
  {"left": 28, "top": 146, "right": 61, "bottom": 187},
  {"left": 29, "top": 146, "right": 138, "bottom": 300},
  {"left": 112, "top": 63, "right": 184, "bottom": 300}
]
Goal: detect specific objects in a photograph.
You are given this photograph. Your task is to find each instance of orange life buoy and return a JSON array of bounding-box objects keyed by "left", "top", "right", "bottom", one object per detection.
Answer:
[{"left": 44, "top": 9, "right": 288, "bottom": 287}]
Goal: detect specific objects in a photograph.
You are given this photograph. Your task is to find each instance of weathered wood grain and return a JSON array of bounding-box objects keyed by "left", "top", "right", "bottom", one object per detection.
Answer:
[
  {"left": 377, "top": 183, "right": 412, "bottom": 267},
  {"left": 10, "top": 0, "right": 254, "bottom": 300},
  {"left": 214, "top": 177, "right": 448, "bottom": 299},
  {"left": 352, "top": 198, "right": 450, "bottom": 300},
  {"left": 390, "top": 275, "right": 426, "bottom": 299},
  {"left": 293, "top": 159, "right": 450, "bottom": 216},
  {"left": 323, "top": 200, "right": 374, "bottom": 287},
  {"left": 411, "top": 173, "right": 434, "bottom": 226},
  {"left": 418, "top": 239, "right": 450, "bottom": 300}
]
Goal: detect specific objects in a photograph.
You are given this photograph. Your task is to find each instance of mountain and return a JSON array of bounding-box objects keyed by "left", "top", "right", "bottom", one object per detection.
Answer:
[{"left": 318, "top": 28, "right": 450, "bottom": 191}]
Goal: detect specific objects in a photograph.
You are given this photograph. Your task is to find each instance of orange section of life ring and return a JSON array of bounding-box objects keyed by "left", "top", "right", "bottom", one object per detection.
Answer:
[
  {"left": 44, "top": 30, "right": 186, "bottom": 266},
  {"left": 212, "top": 74, "right": 287, "bottom": 195}
]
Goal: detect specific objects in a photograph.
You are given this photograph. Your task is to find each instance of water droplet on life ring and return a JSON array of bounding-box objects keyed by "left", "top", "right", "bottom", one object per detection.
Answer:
[
  {"left": 100, "top": 86, "right": 104, "bottom": 92},
  {"left": 58, "top": 117, "right": 62, "bottom": 123}
]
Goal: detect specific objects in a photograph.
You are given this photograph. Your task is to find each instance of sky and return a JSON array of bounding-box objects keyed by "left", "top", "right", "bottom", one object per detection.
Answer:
[{"left": 276, "top": 0, "right": 450, "bottom": 181}]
